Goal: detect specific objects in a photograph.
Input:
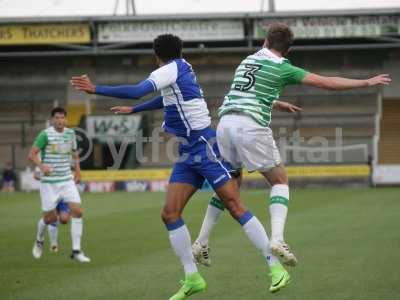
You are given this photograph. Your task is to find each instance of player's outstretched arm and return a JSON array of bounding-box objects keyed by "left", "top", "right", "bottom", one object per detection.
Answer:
[
  {"left": 110, "top": 96, "right": 164, "bottom": 114},
  {"left": 70, "top": 75, "right": 96, "bottom": 93},
  {"left": 70, "top": 74, "right": 156, "bottom": 99},
  {"left": 302, "top": 73, "right": 391, "bottom": 91}
]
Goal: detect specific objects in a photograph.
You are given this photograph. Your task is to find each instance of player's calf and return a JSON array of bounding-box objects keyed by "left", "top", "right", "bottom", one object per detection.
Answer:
[
  {"left": 262, "top": 167, "right": 298, "bottom": 266},
  {"left": 192, "top": 195, "right": 226, "bottom": 267},
  {"left": 32, "top": 211, "right": 57, "bottom": 259},
  {"left": 48, "top": 222, "right": 59, "bottom": 252},
  {"left": 215, "top": 180, "right": 246, "bottom": 221},
  {"left": 68, "top": 203, "right": 90, "bottom": 263}
]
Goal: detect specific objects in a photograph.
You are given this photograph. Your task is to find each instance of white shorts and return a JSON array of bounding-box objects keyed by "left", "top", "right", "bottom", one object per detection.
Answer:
[
  {"left": 217, "top": 114, "right": 281, "bottom": 172},
  {"left": 40, "top": 180, "right": 81, "bottom": 212}
]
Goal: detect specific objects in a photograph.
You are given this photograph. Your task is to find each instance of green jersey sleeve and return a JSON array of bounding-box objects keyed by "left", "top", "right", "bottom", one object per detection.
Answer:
[
  {"left": 281, "top": 62, "right": 309, "bottom": 85},
  {"left": 33, "top": 130, "right": 48, "bottom": 150}
]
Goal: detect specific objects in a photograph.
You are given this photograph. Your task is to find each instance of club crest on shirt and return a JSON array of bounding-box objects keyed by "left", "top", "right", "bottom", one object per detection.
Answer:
[{"left": 50, "top": 141, "right": 72, "bottom": 154}]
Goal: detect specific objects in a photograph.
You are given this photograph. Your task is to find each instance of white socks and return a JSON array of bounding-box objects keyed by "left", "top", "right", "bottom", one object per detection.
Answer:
[
  {"left": 269, "top": 184, "right": 289, "bottom": 242},
  {"left": 38, "top": 217, "right": 84, "bottom": 251},
  {"left": 48, "top": 221, "right": 59, "bottom": 246},
  {"left": 36, "top": 218, "right": 46, "bottom": 242},
  {"left": 196, "top": 196, "right": 281, "bottom": 267},
  {"left": 239, "top": 211, "right": 280, "bottom": 266},
  {"left": 166, "top": 219, "right": 198, "bottom": 275},
  {"left": 71, "top": 218, "right": 83, "bottom": 251},
  {"left": 196, "top": 195, "right": 224, "bottom": 246}
]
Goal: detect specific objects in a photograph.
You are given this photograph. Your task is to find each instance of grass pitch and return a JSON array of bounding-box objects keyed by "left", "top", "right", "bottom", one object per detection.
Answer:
[{"left": 0, "top": 188, "right": 399, "bottom": 300}]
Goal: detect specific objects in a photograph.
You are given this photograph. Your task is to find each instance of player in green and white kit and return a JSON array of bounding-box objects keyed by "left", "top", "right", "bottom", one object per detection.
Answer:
[
  {"left": 193, "top": 23, "right": 390, "bottom": 276},
  {"left": 29, "top": 107, "right": 90, "bottom": 263}
]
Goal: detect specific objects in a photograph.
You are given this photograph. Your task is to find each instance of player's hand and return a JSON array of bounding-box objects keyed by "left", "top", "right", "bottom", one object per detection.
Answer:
[
  {"left": 70, "top": 74, "right": 96, "bottom": 94},
  {"left": 33, "top": 172, "right": 41, "bottom": 181},
  {"left": 74, "top": 170, "right": 81, "bottom": 184},
  {"left": 367, "top": 74, "right": 391, "bottom": 86},
  {"left": 40, "top": 165, "right": 52, "bottom": 176},
  {"left": 273, "top": 101, "right": 302, "bottom": 113},
  {"left": 110, "top": 106, "right": 134, "bottom": 114}
]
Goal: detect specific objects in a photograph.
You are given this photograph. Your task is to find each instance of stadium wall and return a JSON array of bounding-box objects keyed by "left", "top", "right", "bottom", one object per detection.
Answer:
[
  {"left": 1, "top": 11, "right": 399, "bottom": 186},
  {"left": 0, "top": 49, "right": 390, "bottom": 168}
]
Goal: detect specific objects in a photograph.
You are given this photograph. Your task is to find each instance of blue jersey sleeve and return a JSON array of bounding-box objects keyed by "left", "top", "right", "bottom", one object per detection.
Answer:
[
  {"left": 95, "top": 79, "right": 156, "bottom": 99},
  {"left": 132, "top": 96, "right": 164, "bottom": 113},
  {"left": 148, "top": 62, "right": 178, "bottom": 90}
]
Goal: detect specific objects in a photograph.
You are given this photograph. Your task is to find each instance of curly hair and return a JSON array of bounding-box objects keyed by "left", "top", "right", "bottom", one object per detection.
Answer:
[{"left": 153, "top": 34, "right": 183, "bottom": 62}]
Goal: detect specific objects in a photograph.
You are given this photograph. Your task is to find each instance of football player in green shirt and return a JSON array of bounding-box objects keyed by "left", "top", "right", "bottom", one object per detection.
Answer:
[
  {"left": 193, "top": 23, "right": 390, "bottom": 279},
  {"left": 28, "top": 107, "right": 90, "bottom": 263}
]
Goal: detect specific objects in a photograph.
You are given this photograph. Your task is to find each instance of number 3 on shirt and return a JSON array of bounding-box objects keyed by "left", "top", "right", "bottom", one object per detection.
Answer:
[{"left": 234, "top": 63, "right": 261, "bottom": 91}]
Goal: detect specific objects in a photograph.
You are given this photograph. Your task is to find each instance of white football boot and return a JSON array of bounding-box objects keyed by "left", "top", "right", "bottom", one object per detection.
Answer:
[
  {"left": 71, "top": 250, "right": 91, "bottom": 263},
  {"left": 270, "top": 240, "right": 298, "bottom": 267},
  {"left": 192, "top": 241, "right": 211, "bottom": 267},
  {"left": 32, "top": 240, "right": 44, "bottom": 259}
]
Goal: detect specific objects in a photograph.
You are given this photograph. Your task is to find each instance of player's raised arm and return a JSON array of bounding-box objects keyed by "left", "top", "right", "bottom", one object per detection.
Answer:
[
  {"left": 70, "top": 74, "right": 157, "bottom": 100},
  {"left": 302, "top": 73, "right": 391, "bottom": 91}
]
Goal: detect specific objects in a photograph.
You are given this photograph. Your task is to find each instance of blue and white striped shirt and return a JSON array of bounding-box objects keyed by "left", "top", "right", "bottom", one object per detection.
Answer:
[{"left": 148, "top": 59, "right": 211, "bottom": 137}]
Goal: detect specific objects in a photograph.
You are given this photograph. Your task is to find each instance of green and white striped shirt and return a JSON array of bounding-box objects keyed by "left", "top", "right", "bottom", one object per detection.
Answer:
[
  {"left": 219, "top": 48, "right": 308, "bottom": 127},
  {"left": 34, "top": 126, "right": 77, "bottom": 183}
]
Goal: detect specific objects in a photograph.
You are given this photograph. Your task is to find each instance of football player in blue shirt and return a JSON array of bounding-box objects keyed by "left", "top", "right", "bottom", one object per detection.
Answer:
[{"left": 71, "top": 34, "right": 289, "bottom": 299}]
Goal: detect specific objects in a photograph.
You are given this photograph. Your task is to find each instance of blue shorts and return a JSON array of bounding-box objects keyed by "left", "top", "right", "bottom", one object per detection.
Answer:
[
  {"left": 169, "top": 127, "right": 232, "bottom": 190},
  {"left": 56, "top": 199, "right": 70, "bottom": 214}
]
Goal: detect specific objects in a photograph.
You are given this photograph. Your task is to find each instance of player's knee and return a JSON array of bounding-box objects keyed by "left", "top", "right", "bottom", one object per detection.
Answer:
[
  {"left": 222, "top": 196, "right": 245, "bottom": 220},
  {"left": 43, "top": 214, "right": 57, "bottom": 224},
  {"left": 269, "top": 174, "right": 288, "bottom": 185},
  {"left": 59, "top": 214, "right": 69, "bottom": 224},
  {"left": 71, "top": 207, "right": 83, "bottom": 218},
  {"left": 270, "top": 177, "right": 288, "bottom": 185},
  {"left": 161, "top": 209, "right": 180, "bottom": 224}
]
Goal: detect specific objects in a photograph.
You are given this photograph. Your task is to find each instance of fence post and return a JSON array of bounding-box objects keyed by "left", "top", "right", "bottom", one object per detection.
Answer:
[{"left": 11, "top": 144, "right": 16, "bottom": 170}]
